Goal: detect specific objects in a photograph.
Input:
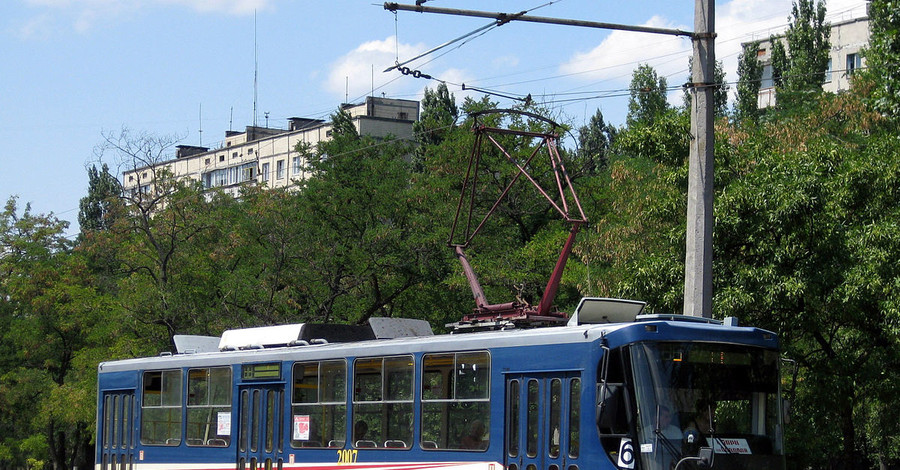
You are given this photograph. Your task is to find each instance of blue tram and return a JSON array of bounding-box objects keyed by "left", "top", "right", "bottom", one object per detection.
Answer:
[{"left": 96, "top": 298, "right": 785, "bottom": 470}]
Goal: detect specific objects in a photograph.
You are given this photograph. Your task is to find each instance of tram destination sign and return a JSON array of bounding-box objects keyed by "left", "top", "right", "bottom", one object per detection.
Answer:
[{"left": 242, "top": 362, "right": 282, "bottom": 380}]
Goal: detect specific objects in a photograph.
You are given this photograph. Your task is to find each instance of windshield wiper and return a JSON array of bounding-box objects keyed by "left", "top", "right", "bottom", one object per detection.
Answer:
[{"left": 654, "top": 428, "right": 683, "bottom": 460}]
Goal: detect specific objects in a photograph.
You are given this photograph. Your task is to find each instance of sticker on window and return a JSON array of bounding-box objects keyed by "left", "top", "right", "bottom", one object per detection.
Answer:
[{"left": 293, "top": 415, "right": 310, "bottom": 441}]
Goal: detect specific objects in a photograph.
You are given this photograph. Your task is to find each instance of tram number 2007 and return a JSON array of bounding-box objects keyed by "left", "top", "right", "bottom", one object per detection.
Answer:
[{"left": 337, "top": 449, "right": 358, "bottom": 464}]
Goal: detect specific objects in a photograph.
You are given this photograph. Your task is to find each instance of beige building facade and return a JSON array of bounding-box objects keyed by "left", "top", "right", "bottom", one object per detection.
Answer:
[
  {"left": 122, "top": 97, "right": 419, "bottom": 197},
  {"left": 751, "top": 16, "right": 869, "bottom": 108}
]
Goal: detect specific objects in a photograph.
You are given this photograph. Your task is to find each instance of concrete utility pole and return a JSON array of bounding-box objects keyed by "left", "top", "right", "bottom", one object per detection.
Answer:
[
  {"left": 683, "top": 0, "right": 715, "bottom": 318},
  {"left": 386, "top": 2, "right": 717, "bottom": 318}
]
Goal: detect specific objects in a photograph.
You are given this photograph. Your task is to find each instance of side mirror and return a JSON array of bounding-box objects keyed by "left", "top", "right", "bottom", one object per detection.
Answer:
[
  {"left": 597, "top": 383, "right": 623, "bottom": 430},
  {"left": 697, "top": 447, "right": 713, "bottom": 468}
]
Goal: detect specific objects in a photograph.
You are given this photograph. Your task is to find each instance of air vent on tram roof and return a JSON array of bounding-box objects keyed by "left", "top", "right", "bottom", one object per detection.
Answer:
[
  {"left": 174, "top": 335, "right": 220, "bottom": 354},
  {"left": 567, "top": 297, "right": 647, "bottom": 325},
  {"left": 218, "top": 318, "right": 433, "bottom": 351}
]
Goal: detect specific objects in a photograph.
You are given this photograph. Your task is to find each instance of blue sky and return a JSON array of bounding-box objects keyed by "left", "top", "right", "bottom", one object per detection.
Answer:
[{"left": 1, "top": 0, "right": 867, "bottom": 237}]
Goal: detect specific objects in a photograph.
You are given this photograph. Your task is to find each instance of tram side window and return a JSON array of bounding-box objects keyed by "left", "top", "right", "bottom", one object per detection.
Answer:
[
  {"left": 291, "top": 360, "right": 347, "bottom": 449},
  {"left": 141, "top": 370, "right": 182, "bottom": 446},
  {"left": 421, "top": 351, "right": 490, "bottom": 451},
  {"left": 186, "top": 367, "right": 232, "bottom": 447},
  {"left": 598, "top": 348, "right": 630, "bottom": 461},
  {"left": 352, "top": 356, "right": 413, "bottom": 449},
  {"left": 569, "top": 378, "right": 581, "bottom": 458}
]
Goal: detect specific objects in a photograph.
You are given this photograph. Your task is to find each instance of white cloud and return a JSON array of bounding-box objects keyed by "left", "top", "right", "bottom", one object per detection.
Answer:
[
  {"left": 18, "top": 0, "right": 269, "bottom": 35},
  {"left": 558, "top": 15, "right": 692, "bottom": 86},
  {"left": 325, "top": 36, "right": 428, "bottom": 101},
  {"left": 159, "top": 0, "right": 271, "bottom": 15},
  {"left": 492, "top": 55, "right": 520, "bottom": 69},
  {"left": 15, "top": 13, "right": 55, "bottom": 39},
  {"left": 429, "top": 68, "right": 481, "bottom": 102},
  {"left": 558, "top": 0, "right": 869, "bottom": 106}
]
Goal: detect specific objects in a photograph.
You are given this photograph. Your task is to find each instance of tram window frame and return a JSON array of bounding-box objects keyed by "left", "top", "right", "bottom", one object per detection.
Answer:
[
  {"left": 140, "top": 369, "right": 183, "bottom": 446},
  {"left": 420, "top": 351, "right": 491, "bottom": 451},
  {"left": 352, "top": 355, "right": 414, "bottom": 449},
  {"left": 507, "top": 379, "right": 520, "bottom": 458},
  {"left": 186, "top": 366, "right": 233, "bottom": 447},
  {"left": 290, "top": 360, "right": 347, "bottom": 449}
]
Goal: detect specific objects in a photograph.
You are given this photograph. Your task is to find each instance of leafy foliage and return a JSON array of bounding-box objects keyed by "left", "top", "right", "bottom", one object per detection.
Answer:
[
  {"left": 774, "top": 0, "right": 831, "bottom": 109},
  {"left": 863, "top": 0, "right": 900, "bottom": 117},
  {"left": 735, "top": 41, "right": 764, "bottom": 122},
  {"left": 627, "top": 64, "right": 669, "bottom": 127}
]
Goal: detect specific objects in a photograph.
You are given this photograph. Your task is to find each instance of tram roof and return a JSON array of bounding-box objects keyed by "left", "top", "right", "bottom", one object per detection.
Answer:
[{"left": 97, "top": 316, "right": 777, "bottom": 374}]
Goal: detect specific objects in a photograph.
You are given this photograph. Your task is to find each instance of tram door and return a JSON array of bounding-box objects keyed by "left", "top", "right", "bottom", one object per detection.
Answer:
[
  {"left": 99, "top": 391, "right": 136, "bottom": 470},
  {"left": 237, "top": 386, "right": 284, "bottom": 470},
  {"left": 505, "top": 374, "right": 582, "bottom": 470}
]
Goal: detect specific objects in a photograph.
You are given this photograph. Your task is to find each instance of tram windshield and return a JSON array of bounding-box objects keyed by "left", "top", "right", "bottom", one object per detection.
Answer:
[{"left": 631, "top": 342, "right": 784, "bottom": 470}]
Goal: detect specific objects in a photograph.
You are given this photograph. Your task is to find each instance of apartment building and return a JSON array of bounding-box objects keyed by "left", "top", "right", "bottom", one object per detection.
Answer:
[
  {"left": 122, "top": 97, "right": 420, "bottom": 197},
  {"left": 750, "top": 16, "right": 869, "bottom": 108}
]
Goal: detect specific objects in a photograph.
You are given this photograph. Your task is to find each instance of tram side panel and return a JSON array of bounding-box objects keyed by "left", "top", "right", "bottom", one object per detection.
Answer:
[{"left": 95, "top": 333, "right": 613, "bottom": 470}]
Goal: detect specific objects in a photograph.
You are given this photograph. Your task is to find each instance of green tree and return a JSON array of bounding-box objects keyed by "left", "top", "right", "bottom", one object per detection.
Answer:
[
  {"left": 329, "top": 106, "right": 359, "bottom": 139},
  {"left": 626, "top": 64, "right": 669, "bottom": 127},
  {"left": 0, "top": 198, "right": 104, "bottom": 470},
  {"left": 414, "top": 83, "right": 458, "bottom": 149},
  {"left": 735, "top": 41, "right": 764, "bottom": 122},
  {"left": 78, "top": 163, "right": 121, "bottom": 233},
  {"left": 775, "top": 0, "right": 831, "bottom": 108},
  {"left": 93, "top": 129, "right": 225, "bottom": 349},
  {"left": 770, "top": 36, "right": 789, "bottom": 89},
  {"left": 863, "top": 0, "right": 900, "bottom": 117},
  {"left": 577, "top": 107, "right": 690, "bottom": 309},
  {"left": 292, "top": 130, "right": 449, "bottom": 324},
  {"left": 579, "top": 83, "right": 900, "bottom": 468},
  {"left": 575, "top": 109, "right": 616, "bottom": 173}
]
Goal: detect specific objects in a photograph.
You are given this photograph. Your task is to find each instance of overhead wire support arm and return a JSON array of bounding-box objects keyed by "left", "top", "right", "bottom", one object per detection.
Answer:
[{"left": 384, "top": 2, "right": 696, "bottom": 38}]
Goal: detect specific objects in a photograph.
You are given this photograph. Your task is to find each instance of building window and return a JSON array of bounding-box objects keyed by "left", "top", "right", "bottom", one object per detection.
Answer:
[
  {"left": 293, "top": 156, "right": 302, "bottom": 175},
  {"left": 276, "top": 160, "right": 285, "bottom": 179},
  {"left": 291, "top": 361, "right": 347, "bottom": 449},
  {"left": 141, "top": 370, "right": 182, "bottom": 446},
  {"left": 248, "top": 148, "right": 254, "bottom": 155},
  {"left": 760, "top": 64, "right": 774, "bottom": 89},
  {"left": 846, "top": 53, "right": 861, "bottom": 75},
  {"left": 825, "top": 58, "right": 833, "bottom": 83},
  {"left": 186, "top": 367, "right": 232, "bottom": 447},
  {"left": 232, "top": 152, "right": 238, "bottom": 159},
  {"left": 202, "top": 162, "right": 256, "bottom": 189},
  {"left": 261, "top": 163, "right": 270, "bottom": 182},
  {"left": 219, "top": 155, "right": 225, "bottom": 162},
  {"left": 128, "top": 175, "right": 134, "bottom": 182}
]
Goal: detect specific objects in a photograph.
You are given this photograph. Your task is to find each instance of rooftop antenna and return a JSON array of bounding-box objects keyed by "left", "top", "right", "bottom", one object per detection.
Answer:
[
  {"left": 345, "top": 76, "right": 349, "bottom": 104},
  {"left": 229, "top": 106, "right": 234, "bottom": 131},
  {"left": 198, "top": 103, "right": 203, "bottom": 146},
  {"left": 253, "top": 10, "right": 258, "bottom": 128}
]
